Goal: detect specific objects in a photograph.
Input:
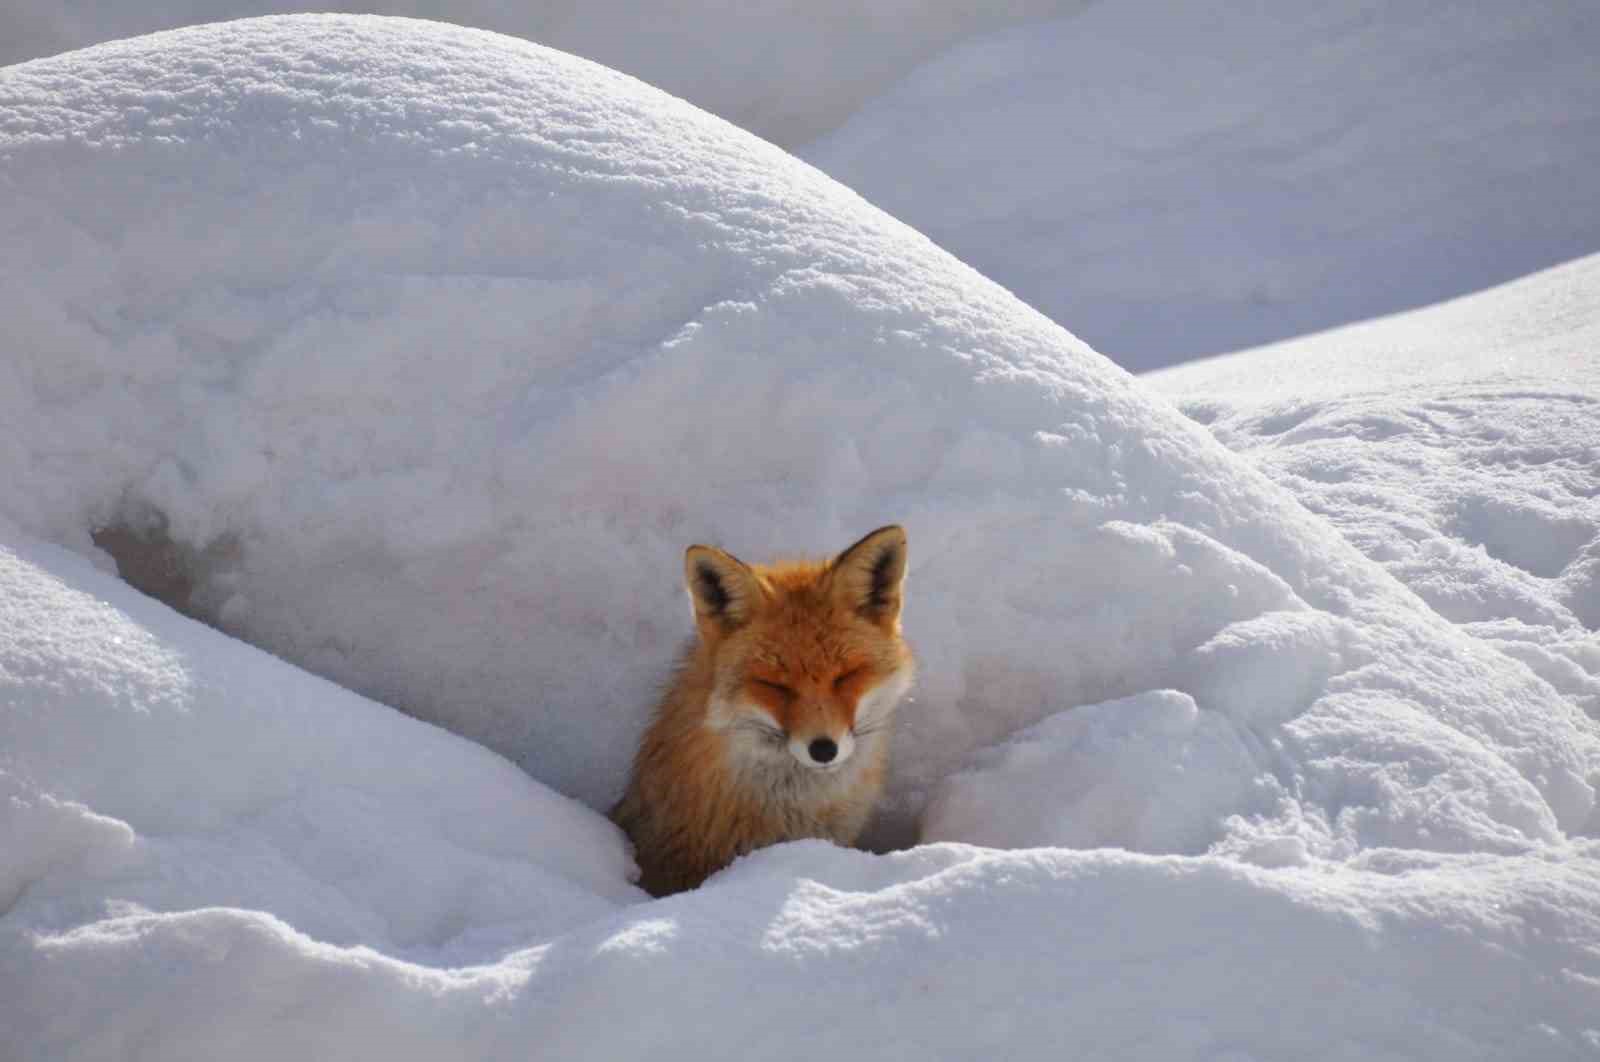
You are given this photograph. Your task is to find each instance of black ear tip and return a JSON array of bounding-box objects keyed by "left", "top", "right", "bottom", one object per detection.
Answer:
[
  {"left": 838, "top": 524, "right": 906, "bottom": 562},
  {"left": 870, "top": 526, "right": 907, "bottom": 564}
]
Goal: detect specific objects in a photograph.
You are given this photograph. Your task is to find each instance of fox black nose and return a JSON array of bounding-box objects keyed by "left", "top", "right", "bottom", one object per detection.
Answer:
[{"left": 808, "top": 738, "right": 838, "bottom": 764}]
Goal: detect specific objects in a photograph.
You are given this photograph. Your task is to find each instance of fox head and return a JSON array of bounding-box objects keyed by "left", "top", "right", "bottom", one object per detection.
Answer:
[{"left": 684, "top": 525, "right": 914, "bottom": 773}]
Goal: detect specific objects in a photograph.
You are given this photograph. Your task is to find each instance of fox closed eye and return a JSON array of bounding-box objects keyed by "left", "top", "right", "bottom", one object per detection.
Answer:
[
  {"left": 751, "top": 677, "right": 794, "bottom": 698},
  {"left": 738, "top": 716, "right": 788, "bottom": 744}
]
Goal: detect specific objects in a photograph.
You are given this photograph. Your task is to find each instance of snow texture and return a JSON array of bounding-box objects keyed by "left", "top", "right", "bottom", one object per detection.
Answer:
[
  {"left": 1149, "top": 253, "right": 1600, "bottom": 723},
  {"left": 804, "top": 0, "right": 1600, "bottom": 367},
  {"left": 10, "top": 2, "right": 1593, "bottom": 371},
  {"left": 2, "top": 15, "right": 1599, "bottom": 1060},
  {"left": 0, "top": 529, "right": 640, "bottom": 948},
  {"left": 0, "top": 0, "right": 1085, "bottom": 146}
]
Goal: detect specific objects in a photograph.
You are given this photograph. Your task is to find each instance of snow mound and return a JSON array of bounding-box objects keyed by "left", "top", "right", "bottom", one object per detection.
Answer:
[
  {"left": 3, "top": 17, "right": 1600, "bottom": 1057},
  {"left": 1149, "top": 253, "right": 1600, "bottom": 722},
  {"left": 0, "top": 0, "right": 1083, "bottom": 146},
  {"left": 10, "top": 834, "right": 1600, "bottom": 1061},
  {"left": 923, "top": 688, "right": 1275, "bottom": 857},
  {"left": 804, "top": 0, "right": 1600, "bottom": 368},
  {"left": 0, "top": 528, "right": 639, "bottom": 952}
]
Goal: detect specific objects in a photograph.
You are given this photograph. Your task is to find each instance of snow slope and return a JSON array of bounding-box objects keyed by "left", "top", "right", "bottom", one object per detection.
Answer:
[
  {"left": 0, "top": 528, "right": 641, "bottom": 949},
  {"left": 1148, "top": 253, "right": 1600, "bottom": 721},
  {"left": 0, "top": 0, "right": 1083, "bottom": 146},
  {"left": 3, "top": 17, "right": 1599, "bottom": 1059},
  {"left": 805, "top": 0, "right": 1600, "bottom": 368},
  {"left": 9, "top": 2, "right": 1593, "bottom": 370}
]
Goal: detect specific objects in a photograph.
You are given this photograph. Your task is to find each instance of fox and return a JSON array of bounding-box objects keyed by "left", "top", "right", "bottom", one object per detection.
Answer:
[{"left": 611, "top": 525, "right": 915, "bottom": 896}]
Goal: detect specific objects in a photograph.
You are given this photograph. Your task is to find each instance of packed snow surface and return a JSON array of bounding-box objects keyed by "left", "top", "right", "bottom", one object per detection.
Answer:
[
  {"left": 805, "top": 0, "right": 1600, "bottom": 367},
  {"left": 3, "top": 16, "right": 1599, "bottom": 1060}
]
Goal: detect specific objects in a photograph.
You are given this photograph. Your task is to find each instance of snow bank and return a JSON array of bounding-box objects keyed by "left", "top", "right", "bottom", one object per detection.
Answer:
[
  {"left": 4, "top": 17, "right": 1600, "bottom": 1058},
  {"left": 1147, "top": 253, "right": 1600, "bottom": 401},
  {"left": 0, "top": 528, "right": 639, "bottom": 948},
  {"left": 804, "top": 0, "right": 1600, "bottom": 367},
  {"left": 1148, "top": 253, "right": 1600, "bottom": 723},
  {"left": 0, "top": 0, "right": 1082, "bottom": 146},
  {"left": 10, "top": 833, "right": 1600, "bottom": 1061},
  {"left": 10, "top": 3, "right": 1594, "bottom": 369}
]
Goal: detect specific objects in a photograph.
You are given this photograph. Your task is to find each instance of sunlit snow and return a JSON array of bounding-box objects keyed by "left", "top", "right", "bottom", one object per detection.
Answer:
[{"left": 2, "top": 13, "right": 1597, "bottom": 1061}]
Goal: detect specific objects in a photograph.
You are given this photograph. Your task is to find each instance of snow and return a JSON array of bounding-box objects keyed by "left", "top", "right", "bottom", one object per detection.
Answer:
[
  {"left": 1148, "top": 253, "right": 1600, "bottom": 723},
  {"left": 803, "top": 0, "right": 1600, "bottom": 368},
  {"left": 10, "top": 1, "right": 1593, "bottom": 373},
  {"left": 0, "top": 0, "right": 1085, "bottom": 146},
  {"left": 1147, "top": 253, "right": 1600, "bottom": 401},
  {"left": 0, "top": 529, "right": 640, "bottom": 955},
  {"left": 2, "top": 14, "right": 1599, "bottom": 1060},
  {"left": 9, "top": 831, "right": 1598, "bottom": 1059},
  {"left": 923, "top": 688, "right": 1275, "bottom": 856}
]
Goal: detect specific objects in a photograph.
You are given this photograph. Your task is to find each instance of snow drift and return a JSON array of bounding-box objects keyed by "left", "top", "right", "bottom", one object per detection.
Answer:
[
  {"left": 1148, "top": 253, "right": 1600, "bottom": 721},
  {"left": 0, "top": 0, "right": 1085, "bottom": 146},
  {"left": 3, "top": 16, "right": 1599, "bottom": 1059},
  {"left": 804, "top": 0, "right": 1600, "bottom": 367}
]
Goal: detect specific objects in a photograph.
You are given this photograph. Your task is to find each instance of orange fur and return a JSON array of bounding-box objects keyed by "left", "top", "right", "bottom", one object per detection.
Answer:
[{"left": 612, "top": 526, "right": 914, "bottom": 896}]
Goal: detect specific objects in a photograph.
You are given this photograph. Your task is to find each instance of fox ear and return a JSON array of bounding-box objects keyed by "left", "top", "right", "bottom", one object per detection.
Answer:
[
  {"left": 684, "top": 544, "right": 763, "bottom": 634},
  {"left": 829, "top": 525, "right": 907, "bottom": 627}
]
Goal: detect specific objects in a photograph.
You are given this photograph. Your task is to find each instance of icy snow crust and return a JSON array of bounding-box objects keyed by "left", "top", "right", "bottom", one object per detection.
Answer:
[
  {"left": 2, "top": 17, "right": 1598, "bottom": 1058},
  {"left": 804, "top": 1, "right": 1600, "bottom": 368}
]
